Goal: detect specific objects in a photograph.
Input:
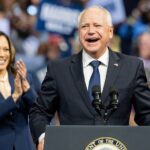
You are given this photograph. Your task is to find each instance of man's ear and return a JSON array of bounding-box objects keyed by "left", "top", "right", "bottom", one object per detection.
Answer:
[{"left": 109, "top": 26, "right": 114, "bottom": 39}]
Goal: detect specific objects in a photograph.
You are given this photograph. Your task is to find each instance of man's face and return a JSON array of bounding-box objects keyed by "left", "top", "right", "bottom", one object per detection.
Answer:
[{"left": 78, "top": 8, "right": 113, "bottom": 58}]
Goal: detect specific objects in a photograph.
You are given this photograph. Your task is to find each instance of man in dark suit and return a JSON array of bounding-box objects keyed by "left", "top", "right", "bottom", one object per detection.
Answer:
[{"left": 29, "top": 6, "right": 150, "bottom": 150}]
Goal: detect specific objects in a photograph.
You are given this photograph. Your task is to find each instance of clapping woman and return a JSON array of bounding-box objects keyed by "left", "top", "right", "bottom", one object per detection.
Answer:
[{"left": 0, "top": 31, "right": 36, "bottom": 150}]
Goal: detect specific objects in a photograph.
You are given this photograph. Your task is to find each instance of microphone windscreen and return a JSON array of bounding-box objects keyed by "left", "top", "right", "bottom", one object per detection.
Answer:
[
  {"left": 110, "top": 87, "right": 119, "bottom": 95},
  {"left": 92, "top": 85, "right": 101, "bottom": 95}
]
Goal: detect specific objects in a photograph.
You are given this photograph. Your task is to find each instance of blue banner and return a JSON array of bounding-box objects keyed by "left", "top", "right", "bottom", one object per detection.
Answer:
[
  {"left": 36, "top": 0, "right": 82, "bottom": 35},
  {"left": 86, "top": 0, "right": 126, "bottom": 24}
]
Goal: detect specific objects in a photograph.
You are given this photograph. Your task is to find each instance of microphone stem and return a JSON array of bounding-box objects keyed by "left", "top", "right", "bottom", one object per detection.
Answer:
[{"left": 103, "top": 109, "right": 108, "bottom": 123}]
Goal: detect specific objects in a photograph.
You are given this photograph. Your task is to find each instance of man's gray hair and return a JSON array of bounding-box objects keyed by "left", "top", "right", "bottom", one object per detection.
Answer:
[{"left": 77, "top": 5, "right": 113, "bottom": 28}]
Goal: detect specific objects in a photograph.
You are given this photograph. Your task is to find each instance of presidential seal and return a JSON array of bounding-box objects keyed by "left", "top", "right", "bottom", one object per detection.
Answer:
[{"left": 85, "top": 137, "right": 127, "bottom": 150}]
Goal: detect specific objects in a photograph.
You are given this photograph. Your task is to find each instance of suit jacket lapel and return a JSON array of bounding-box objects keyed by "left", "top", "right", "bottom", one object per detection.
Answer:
[
  {"left": 101, "top": 50, "right": 121, "bottom": 103},
  {"left": 8, "top": 72, "right": 14, "bottom": 94},
  {"left": 8, "top": 72, "right": 21, "bottom": 108},
  {"left": 70, "top": 51, "right": 96, "bottom": 115}
]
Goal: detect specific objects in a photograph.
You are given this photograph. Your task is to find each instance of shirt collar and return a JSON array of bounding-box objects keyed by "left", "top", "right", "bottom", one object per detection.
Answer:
[{"left": 82, "top": 48, "right": 109, "bottom": 67}]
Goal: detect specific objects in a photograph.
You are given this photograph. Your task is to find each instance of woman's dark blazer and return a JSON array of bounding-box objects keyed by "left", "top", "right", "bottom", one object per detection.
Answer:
[{"left": 0, "top": 72, "right": 37, "bottom": 150}]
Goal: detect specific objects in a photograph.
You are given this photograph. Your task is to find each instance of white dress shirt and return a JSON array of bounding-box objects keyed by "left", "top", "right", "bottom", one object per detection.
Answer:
[{"left": 82, "top": 49, "right": 109, "bottom": 93}]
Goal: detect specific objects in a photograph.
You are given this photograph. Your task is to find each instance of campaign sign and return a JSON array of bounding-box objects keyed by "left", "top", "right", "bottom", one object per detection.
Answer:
[
  {"left": 86, "top": 0, "right": 126, "bottom": 24},
  {"left": 36, "top": 0, "right": 81, "bottom": 35}
]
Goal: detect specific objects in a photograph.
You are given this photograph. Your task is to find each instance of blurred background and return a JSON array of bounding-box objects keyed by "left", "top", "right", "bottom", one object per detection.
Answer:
[{"left": 1, "top": 0, "right": 150, "bottom": 125}]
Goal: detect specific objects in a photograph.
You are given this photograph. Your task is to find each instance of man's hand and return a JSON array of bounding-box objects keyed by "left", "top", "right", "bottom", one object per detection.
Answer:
[{"left": 37, "top": 139, "right": 45, "bottom": 150}]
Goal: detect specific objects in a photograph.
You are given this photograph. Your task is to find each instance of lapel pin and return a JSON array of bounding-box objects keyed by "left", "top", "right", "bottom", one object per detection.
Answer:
[{"left": 114, "top": 63, "right": 119, "bottom": 67}]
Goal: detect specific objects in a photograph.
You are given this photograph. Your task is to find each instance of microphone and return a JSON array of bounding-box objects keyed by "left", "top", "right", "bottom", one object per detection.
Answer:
[
  {"left": 92, "top": 85, "right": 102, "bottom": 114},
  {"left": 109, "top": 87, "right": 119, "bottom": 110}
]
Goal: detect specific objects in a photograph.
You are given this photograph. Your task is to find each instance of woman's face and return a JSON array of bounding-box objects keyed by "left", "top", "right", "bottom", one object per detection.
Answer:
[{"left": 0, "top": 36, "right": 10, "bottom": 73}]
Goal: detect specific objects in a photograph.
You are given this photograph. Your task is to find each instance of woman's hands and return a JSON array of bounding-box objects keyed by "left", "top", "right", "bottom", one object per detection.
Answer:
[
  {"left": 12, "top": 73, "right": 23, "bottom": 102},
  {"left": 16, "top": 59, "right": 30, "bottom": 93},
  {"left": 12, "top": 60, "right": 30, "bottom": 102}
]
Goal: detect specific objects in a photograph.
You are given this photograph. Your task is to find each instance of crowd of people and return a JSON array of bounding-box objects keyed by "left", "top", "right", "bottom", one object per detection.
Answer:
[
  {"left": 0, "top": 0, "right": 150, "bottom": 150},
  {"left": 0, "top": 0, "right": 150, "bottom": 90}
]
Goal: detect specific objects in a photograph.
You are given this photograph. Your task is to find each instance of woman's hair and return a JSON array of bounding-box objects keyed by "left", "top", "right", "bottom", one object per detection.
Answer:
[{"left": 0, "top": 31, "right": 16, "bottom": 75}]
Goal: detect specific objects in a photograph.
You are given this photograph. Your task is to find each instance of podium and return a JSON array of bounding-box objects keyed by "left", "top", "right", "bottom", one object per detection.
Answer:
[{"left": 44, "top": 125, "right": 150, "bottom": 150}]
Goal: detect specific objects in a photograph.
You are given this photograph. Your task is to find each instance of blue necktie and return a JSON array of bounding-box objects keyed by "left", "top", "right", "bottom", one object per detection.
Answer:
[{"left": 88, "top": 60, "right": 101, "bottom": 101}]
